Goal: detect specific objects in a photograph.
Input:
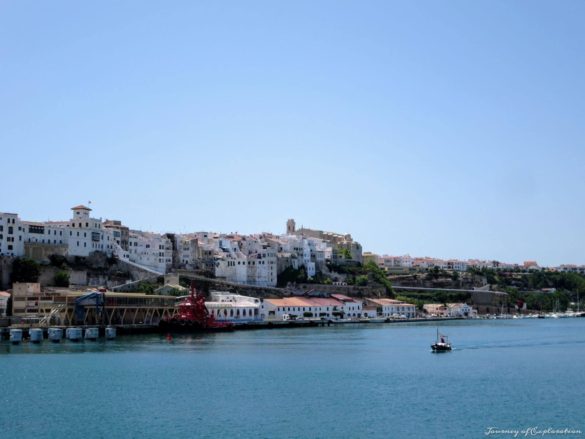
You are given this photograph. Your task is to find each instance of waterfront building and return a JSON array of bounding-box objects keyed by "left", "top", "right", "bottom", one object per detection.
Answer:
[
  {"left": 362, "top": 305, "right": 378, "bottom": 318},
  {"left": 262, "top": 297, "right": 341, "bottom": 320},
  {"left": 331, "top": 294, "right": 363, "bottom": 318},
  {"left": 365, "top": 298, "right": 416, "bottom": 318},
  {"left": 205, "top": 291, "right": 261, "bottom": 323},
  {"left": 394, "top": 303, "right": 417, "bottom": 319},
  {"left": 446, "top": 303, "right": 477, "bottom": 318},
  {"left": 423, "top": 304, "right": 448, "bottom": 317},
  {"left": 10, "top": 282, "right": 56, "bottom": 317}
]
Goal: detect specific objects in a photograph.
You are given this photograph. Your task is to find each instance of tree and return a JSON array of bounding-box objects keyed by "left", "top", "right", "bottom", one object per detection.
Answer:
[
  {"left": 338, "top": 248, "right": 352, "bottom": 259},
  {"left": 11, "top": 258, "right": 40, "bottom": 283},
  {"left": 54, "top": 271, "right": 70, "bottom": 287},
  {"left": 355, "top": 275, "right": 368, "bottom": 286},
  {"left": 277, "top": 266, "right": 308, "bottom": 287}
]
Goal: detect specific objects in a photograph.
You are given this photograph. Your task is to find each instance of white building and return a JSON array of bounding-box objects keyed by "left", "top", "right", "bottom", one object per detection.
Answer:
[
  {"left": 126, "top": 231, "right": 173, "bottom": 274},
  {"left": 205, "top": 291, "right": 261, "bottom": 323},
  {"left": 365, "top": 298, "right": 416, "bottom": 318},
  {"left": 209, "top": 234, "right": 277, "bottom": 287},
  {"left": 64, "top": 205, "right": 117, "bottom": 257},
  {"left": 447, "top": 303, "right": 477, "bottom": 318},
  {"left": 331, "top": 294, "right": 363, "bottom": 318},
  {"left": 0, "top": 213, "right": 25, "bottom": 257},
  {"left": 23, "top": 221, "right": 68, "bottom": 247},
  {"left": 262, "top": 297, "right": 342, "bottom": 321}
]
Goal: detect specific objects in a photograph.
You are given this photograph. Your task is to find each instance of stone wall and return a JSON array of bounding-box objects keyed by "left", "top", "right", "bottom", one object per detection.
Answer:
[
  {"left": 24, "top": 243, "right": 68, "bottom": 262},
  {"left": 0, "top": 257, "right": 13, "bottom": 290}
]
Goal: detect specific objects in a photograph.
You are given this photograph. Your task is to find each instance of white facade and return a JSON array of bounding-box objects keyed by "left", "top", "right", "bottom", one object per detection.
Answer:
[
  {"left": 365, "top": 298, "right": 416, "bottom": 318},
  {"left": 205, "top": 291, "right": 261, "bottom": 323},
  {"left": 65, "top": 206, "right": 117, "bottom": 257},
  {"left": 126, "top": 231, "right": 173, "bottom": 273},
  {"left": 209, "top": 234, "right": 277, "bottom": 287},
  {"left": 23, "top": 221, "right": 68, "bottom": 247},
  {"left": 447, "top": 303, "right": 477, "bottom": 318},
  {"left": 0, "top": 213, "right": 25, "bottom": 257},
  {"left": 331, "top": 294, "right": 363, "bottom": 317}
]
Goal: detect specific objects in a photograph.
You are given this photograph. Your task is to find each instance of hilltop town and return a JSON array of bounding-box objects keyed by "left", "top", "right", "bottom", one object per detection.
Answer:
[{"left": 1, "top": 205, "right": 584, "bottom": 325}]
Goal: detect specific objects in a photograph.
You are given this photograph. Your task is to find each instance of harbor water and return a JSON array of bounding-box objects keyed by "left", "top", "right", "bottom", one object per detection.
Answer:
[{"left": 1, "top": 318, "right": 584, "bottom": 438}]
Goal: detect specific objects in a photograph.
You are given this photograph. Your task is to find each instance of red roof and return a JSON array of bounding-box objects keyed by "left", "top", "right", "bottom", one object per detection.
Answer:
[
  {"left": 71, "top": 205, "right": 92, "bottom": 211},
  {"left": 331, "top": 294, "right": 356, "bottom": 303}
]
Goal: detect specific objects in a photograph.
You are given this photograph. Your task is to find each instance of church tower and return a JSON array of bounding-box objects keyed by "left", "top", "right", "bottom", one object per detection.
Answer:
[{"left": 286, "top": 219, "right": 296, "bottom": 235}]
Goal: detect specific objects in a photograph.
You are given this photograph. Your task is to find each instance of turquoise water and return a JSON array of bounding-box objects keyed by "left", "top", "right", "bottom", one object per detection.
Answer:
[{"left": 1, "top": 319, "right": 584, "bottom": 439}]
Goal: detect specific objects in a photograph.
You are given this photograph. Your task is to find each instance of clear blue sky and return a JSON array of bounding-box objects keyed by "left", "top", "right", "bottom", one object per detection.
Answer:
[{"left": 1, "top": 1, "right": 584, "bottom": 266}]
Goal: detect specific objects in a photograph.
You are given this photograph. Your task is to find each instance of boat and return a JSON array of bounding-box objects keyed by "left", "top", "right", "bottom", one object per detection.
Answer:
[
  {"left": 158, "top": 284, "right": 234, "bottom": 334},
  {"left": 431, "top": 329, "right": 452, "bottom": 352}
]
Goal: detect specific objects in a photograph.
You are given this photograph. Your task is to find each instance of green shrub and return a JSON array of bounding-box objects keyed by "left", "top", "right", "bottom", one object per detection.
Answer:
[{"left": 54, "top": 271, "right": 70, "bottom": 287}]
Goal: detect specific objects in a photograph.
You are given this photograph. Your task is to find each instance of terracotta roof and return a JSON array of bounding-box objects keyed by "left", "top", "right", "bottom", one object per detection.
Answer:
[
  {"left": 71, "top": 205, "right": 92, "bottom": 211},
  {"left": 367, "top": 298, "right": 404, "bottom": 306},
  {"left": 331, "top": 294, "right": 356, "bottom": 302},
  {"left": 265, "top": 297, "right": 343, "bottom": 308}
]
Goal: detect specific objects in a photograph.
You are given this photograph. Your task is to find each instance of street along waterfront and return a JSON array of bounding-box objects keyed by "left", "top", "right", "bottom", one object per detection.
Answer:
[{"left": 1, "top": 318, "right": 584, "bottom": 439}]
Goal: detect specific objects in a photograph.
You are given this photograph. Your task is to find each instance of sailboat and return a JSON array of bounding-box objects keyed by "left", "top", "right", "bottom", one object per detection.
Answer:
[{"left": 431, "top": 328, "right": 452, "bottom": 352}]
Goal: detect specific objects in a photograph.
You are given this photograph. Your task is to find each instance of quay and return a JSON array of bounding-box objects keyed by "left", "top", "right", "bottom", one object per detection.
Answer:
[{"left": 0, "top": 317, "right": 466, "bottom": 342}]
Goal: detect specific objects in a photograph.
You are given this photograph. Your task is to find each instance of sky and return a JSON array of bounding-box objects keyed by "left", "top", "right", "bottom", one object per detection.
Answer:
[{"left": 1, "top": 1, "right": 584, "bottom": 266}]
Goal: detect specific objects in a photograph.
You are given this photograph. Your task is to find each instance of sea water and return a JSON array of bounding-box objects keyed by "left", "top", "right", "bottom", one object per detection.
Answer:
[{"left": 1, "top": 319, "right": 584, "bottom": 439}]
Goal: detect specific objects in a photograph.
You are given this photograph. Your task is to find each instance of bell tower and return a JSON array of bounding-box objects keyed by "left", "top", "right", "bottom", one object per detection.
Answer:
[{"left": 286, "top": 219, "right": 296, "bottom": 235}]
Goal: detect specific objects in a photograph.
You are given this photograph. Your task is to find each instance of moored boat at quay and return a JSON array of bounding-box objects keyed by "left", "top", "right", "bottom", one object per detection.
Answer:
[{"left": 158, "top": 285, "right": 234, "bottom": 334}]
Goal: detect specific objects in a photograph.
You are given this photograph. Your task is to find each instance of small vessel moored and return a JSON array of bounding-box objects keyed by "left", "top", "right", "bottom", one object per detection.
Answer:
[
  {"left": 66, "top": 327, "right": 83, "bottom": 342},
  {"left": 9, "top": 328, "right": 23, "bottom": 345},
  {"left": 84, "top": 327, "right": 99, "bottom": 341},
  {"left": 431, "top": 328, "right": 452, "bottom": 352},
  {"left": 29, "top": 328, "right": 44, "bottom": 343},
  {"left": 105, "top": 326, "right": 117, "bottom": 340},
  {"left": 48, "top": 327, "right": 63, "bottom": 343}
]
